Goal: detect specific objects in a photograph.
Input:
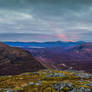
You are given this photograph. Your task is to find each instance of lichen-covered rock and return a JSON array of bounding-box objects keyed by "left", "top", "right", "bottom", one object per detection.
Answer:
[
  {"left": 53, "top": 82, "right": 73, "bottom": 91},
  {"left": 46, "top": 73, "right": 66, "bottom": 78},
  {"left": 69, "top": 87, "right": 91, "bottom": 92}
]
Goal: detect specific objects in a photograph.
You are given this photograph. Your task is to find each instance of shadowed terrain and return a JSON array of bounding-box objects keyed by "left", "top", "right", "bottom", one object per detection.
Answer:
[{"left": 0, "top": 42, "right": 45, "bottom": 75}]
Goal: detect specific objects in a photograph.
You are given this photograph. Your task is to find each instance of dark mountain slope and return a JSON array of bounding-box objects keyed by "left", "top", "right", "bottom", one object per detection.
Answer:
[{"left": 0, "top": 42, "right": 45, "bottom": 75}]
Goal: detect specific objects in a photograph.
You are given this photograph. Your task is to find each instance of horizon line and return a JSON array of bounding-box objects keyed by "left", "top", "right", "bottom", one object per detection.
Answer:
[{"left": 2, "top": 40, "right": 90, "bottom": 43}]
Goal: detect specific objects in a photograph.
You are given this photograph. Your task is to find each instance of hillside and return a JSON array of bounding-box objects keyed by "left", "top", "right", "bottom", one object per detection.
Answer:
[{"left": 0, "top": 42, "right": 45, "bottom": 75}]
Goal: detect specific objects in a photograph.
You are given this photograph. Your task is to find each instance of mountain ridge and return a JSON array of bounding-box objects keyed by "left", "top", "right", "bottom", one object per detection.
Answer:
[
  {"left": 0, "top": 42, "right": 45, "bottom": 75},
  {"left": 4, "top": 41, "right": 85, "bottom": 48}
]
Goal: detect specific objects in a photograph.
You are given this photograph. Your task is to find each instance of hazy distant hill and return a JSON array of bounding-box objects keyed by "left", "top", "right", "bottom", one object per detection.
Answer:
[
  {"left": 0, "top": 42, "right": 45, "bottom": 75},
  {"left": 4, "top": 41, "right": 85, "bottom": 48}
]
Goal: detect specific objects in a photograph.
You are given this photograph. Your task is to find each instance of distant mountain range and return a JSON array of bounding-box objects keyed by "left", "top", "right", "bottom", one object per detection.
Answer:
[
  {"left": 4, "top": 41, "right": 92, "bottom": 73},
  {"left": 4, "top": 41, "right": 85, "bottom": 48},
  {"left": 0, "top": 42, "right": 45, "bottom": 75}
]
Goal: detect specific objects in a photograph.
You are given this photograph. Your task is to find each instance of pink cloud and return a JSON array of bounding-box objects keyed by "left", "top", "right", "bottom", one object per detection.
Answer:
[{"left": 57, "top": 34, "right": 75, "bottom": 42}]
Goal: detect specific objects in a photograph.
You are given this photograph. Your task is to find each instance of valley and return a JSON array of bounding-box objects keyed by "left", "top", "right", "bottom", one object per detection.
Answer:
[{"left": 0, "top": 41, "right": 91, "bottom": 92}]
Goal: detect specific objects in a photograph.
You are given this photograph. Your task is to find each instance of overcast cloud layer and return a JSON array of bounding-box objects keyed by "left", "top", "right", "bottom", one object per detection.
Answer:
[{"left": 0, "top": 0, "right": 92, "bottom": 42}]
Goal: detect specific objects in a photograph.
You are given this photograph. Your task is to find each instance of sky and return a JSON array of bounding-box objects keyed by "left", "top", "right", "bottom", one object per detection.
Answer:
[{"left": 0, "top": 0, "right": 92, "bottom": 42}]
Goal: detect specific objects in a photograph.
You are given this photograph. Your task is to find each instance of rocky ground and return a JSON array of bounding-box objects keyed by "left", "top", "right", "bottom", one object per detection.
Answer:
[{"left": 0, "top": 70, "right": 92, "bottom": 92}]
